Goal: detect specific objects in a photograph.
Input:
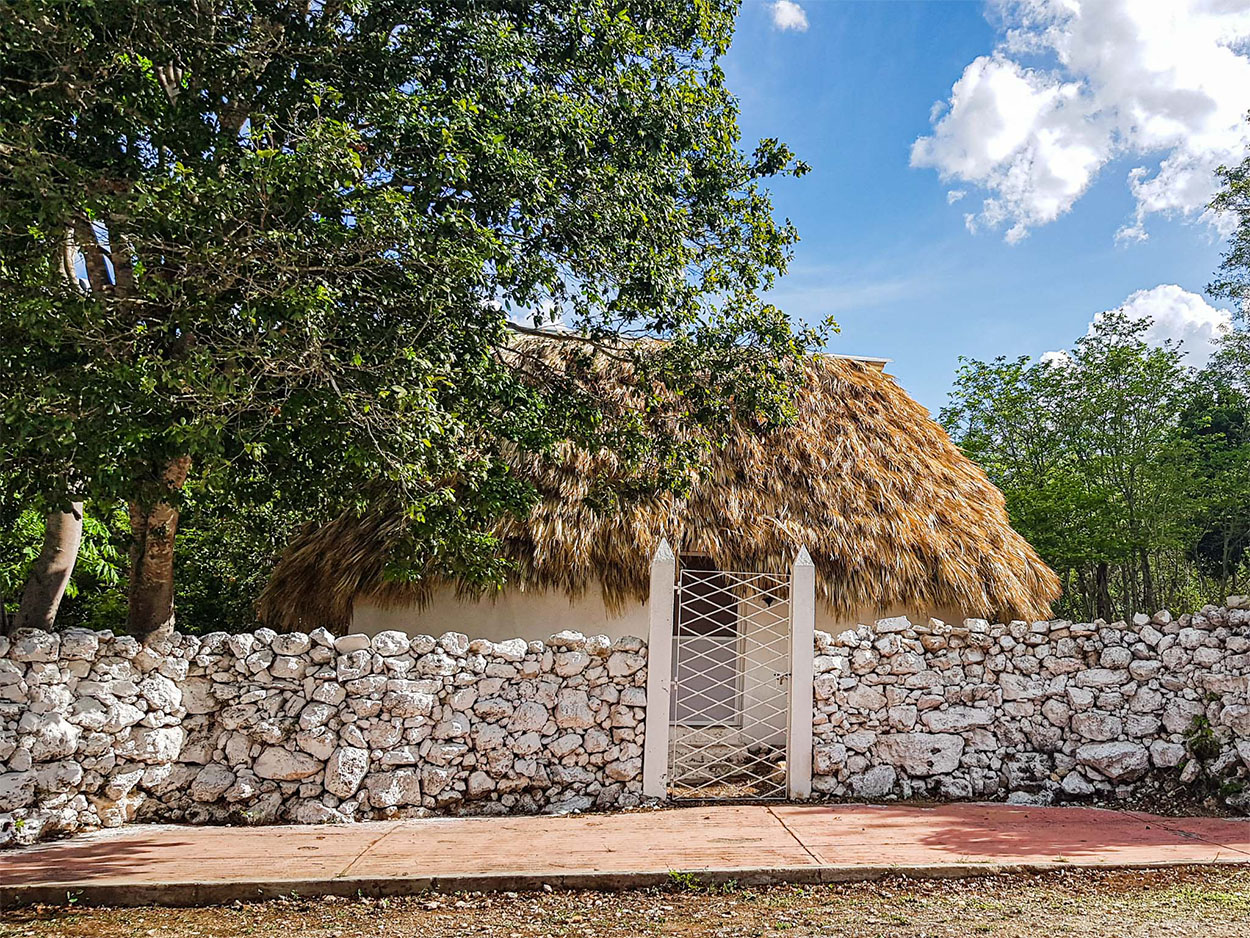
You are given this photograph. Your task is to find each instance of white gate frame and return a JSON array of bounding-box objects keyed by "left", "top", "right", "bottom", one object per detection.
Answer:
[
  {"left": 641, "top": 540, "right": 816, "bottom": 801},
  {"left": 642, "top": 539, "right": 676, "bottom": 799},
  {"left": 786, "top": 547, "right": 815, "bottom": 800}
]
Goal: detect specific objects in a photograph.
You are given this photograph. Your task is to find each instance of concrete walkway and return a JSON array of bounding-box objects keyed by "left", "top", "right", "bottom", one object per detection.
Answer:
[{"left": 3, "top": 802, "right": 1250, "bottom": 907}]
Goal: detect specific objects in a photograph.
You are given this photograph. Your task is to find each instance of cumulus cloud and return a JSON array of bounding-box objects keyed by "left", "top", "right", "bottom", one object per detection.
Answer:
[
  {"left": 1105, "top": 284, "right": 1233, "bottom": 367},
  {"left": 1047, "top": 284, "right": 1233, "bottom": 368},
  {"left": 1039, "top": 349, "right": 1072, "bottom": 367},
  {"left": 912, "top": 0, "right": 1250, "bottom": 242},
  {"left": 770, "top": 0, "right": 808, "bottom": 32}
]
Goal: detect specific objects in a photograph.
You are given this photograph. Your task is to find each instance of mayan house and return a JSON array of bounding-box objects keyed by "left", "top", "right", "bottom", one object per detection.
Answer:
[
  {"left": 262, "top": 348, "right": 1058, "bottom": 636},
  {"left": 259, "top": 345, "right": 1059, "bottom": 796}
]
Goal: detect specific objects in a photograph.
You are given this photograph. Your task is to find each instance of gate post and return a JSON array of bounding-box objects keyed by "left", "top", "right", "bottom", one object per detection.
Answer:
[
  {"left": 642, "top": 538, "right": 676, "bottom": 800},
  {"left": 787, "top": 546, "right": 815, "bottom": 800}
]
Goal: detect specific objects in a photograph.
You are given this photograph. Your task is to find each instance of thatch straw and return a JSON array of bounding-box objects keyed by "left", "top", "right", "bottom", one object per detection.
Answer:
[{"left": 259, "top": 349, "right": 1059, "bottom": 632}]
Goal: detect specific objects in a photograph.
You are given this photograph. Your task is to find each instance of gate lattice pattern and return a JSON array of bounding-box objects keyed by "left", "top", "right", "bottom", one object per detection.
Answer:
[{"left": 668, "top": 565, "right": 791, "bottom": 800}]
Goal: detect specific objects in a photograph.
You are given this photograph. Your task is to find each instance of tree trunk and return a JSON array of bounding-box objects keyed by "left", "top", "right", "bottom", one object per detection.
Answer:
[
  {"left": 5, "top": 223, "right": 92, "bottom": 638},
  {"left": 1221, "top": 529, "right": 1232, "bottom": 599},
  {"left": 1139, "top": 548, "right": 1155, "bottom": 614},
  {"left": 1076, "top": 566, "right": 1091, "bottom": 620},
  {"left": 1095, "top": 562, "right": 1112, "bottom": 622},
  {"left": 6, "top": 504, "right": 85, "bottom": 635},
  {"left": 127, "top": 457, "right": 191, "bottom": 642}
]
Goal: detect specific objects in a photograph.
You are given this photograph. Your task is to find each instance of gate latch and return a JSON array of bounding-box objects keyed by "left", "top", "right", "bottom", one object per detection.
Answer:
[{"left": 775, "top": 671, "right": 791, "bottom": 685}]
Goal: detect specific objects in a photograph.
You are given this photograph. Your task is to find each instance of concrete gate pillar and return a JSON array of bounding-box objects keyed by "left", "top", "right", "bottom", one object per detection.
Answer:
[
  {"left": 787, "top": 547, "right": 816, "bottom": 800},
  {"left": 642, "top": 539, "right": 675, "bottom": 800}
]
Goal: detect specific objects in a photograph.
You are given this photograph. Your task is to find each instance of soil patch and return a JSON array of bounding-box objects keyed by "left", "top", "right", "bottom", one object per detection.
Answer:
[{"left": 3, "top": 866, "right": 1249, "bottom": 938}]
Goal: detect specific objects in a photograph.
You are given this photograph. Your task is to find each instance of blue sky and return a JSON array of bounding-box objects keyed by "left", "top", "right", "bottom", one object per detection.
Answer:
[{"left": 723, "top": 0, "right": 1249, "bottom": 411}]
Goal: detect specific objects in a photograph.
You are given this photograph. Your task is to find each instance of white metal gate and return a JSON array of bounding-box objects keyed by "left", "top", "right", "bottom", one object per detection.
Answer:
[
  {"left": 667, "top": 561, "right": 792, "bottom": 800},
  {"left": 642, "top": 541, "right": 815, "bottom": 803}
]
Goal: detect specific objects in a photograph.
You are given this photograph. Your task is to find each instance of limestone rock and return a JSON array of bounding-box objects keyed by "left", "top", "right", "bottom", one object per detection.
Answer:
[
  {"left": 272, "top": 632, "right": 311, "bottom": 656},
  {"left": 555, "top": 690, "right": 595, "bottom": 729},
  {"left": 1060, "top": 770, "right": 1095, "bottom": 796},
  {"left": 254, "top": 747, "right": 321, "bottom": 781},
  {"left": 466, "top": 771, "right": 496, "bottom": 798},
  {"left": 874, "top": 733, "right": 964, "bottom": 776},
  {"left": 1150, "top": 740, "right": 1186, "bottom": 769},
  {"left": 128, "top": 726, "right": 185, "bottom": 764},
  {"left": 508, "top": 701, "right": 549, "bottom": 733},
  {"left": 849, "top": 765, "right": 897, "bottom": 797},
  {"left": 920, "top": 707, "right": 993, "bottom": 734},
  {"left": 23, "top": 712, "right": 81, "bottom": 762},
  {"left": 0, "top": 772, "right": 37, "bottom": 811},
  {"left": 287, "top": 800, "right": 349, "bottom": 824},
  {"left": 139, "top": 674, "right": 182, "bottom": 712},
  {"left": 606, "top": 652, "right": 645, "bottom": 677},
  {"left": 191, "top": 765, "right": 236, "bottom": 802},
  {"left": 325, "top": 747, "right": 370, "bottom": 798},
  {"left": 1071, "top": 711, "right": 1123, "bottom": 741},
  {"left": 334, "top": 634, "right": 371, "bottom": 653},
  {"left": 1076, "top": 742, "right": 1150, "bottom": 782},
  {"left": 11, "top": 631, "right": 59, "bottom": 663}
]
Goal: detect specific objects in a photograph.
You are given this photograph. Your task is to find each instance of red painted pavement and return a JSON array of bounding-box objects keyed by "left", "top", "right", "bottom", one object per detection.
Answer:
[{"left": 2, "top": 803, "right": 1249, "bottom": 905}]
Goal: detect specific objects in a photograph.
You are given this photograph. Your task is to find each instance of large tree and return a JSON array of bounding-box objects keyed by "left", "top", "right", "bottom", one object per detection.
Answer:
[{"left": 0, "top": 0, "right": 821, "bottom": 638}]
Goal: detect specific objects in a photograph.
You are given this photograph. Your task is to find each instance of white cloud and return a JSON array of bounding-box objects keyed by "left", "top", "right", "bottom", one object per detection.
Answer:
[
  {"left": 1039, "top": 349, "right": 1072, "bottom": 367},
  {"left": 1047, "top": 284, "right": 1233, "bottom": 367},
  {"left": 912, "top": 0, "right": 1250, "bottom": 242},
  {"left": 770, "top": 0, "right": 808, "bottom": 32},
  {"left": 1105, "top": 284, "right": 1233, "bottom": 367}
]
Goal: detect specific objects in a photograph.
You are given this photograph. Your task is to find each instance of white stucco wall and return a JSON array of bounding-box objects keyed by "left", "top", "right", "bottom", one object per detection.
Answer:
[{"left": 352, "top": 582, "right": 649, "bottom": 644}]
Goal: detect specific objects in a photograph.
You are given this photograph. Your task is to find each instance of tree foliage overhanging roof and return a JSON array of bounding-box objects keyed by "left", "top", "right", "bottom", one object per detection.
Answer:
[
  {"left": 0, "top": 0, "right": 827, "bottom": 633},
  {"left": 260, "top": 342, "right": 1060, "bottom": 632}
]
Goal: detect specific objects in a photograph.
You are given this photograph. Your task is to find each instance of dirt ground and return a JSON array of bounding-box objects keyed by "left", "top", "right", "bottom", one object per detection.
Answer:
[{"left": 3, "top": 867, "right": 1250, "bottom": 938}]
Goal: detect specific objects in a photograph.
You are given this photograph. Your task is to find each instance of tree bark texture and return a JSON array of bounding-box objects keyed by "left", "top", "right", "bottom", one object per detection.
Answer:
[
  {"left": 1095, "top": 562, "right": 1112, "bottom": 622},
  {"left": 6, "top": 503, "right": 85, "bottom": 635},
  {"left": 127, "top": 456, "right": 191, "bottom": 641},
  {"left": 1139, "top": 548, "right": 1155, "bottom": 615}
]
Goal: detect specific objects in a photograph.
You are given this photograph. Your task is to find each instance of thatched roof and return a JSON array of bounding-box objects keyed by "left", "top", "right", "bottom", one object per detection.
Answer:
[{"left": 259, "top": 350, "right": 1059, "bottom": 632}]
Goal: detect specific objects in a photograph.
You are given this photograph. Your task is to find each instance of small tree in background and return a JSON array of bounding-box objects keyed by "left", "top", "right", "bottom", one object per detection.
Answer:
[
  {"left": 1181, "top": 331, "right": 1250, "bottom": 597},
  {"left": 943, "top": 315, "right": 1248, "bottom": 621},
  {"left": 0, "top": 0, "right": 823, "bottom": 638}
]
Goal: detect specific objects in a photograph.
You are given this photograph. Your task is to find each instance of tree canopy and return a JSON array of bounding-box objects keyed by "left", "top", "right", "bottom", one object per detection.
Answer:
[
  {"left": 0, "top": 0, "right": 823, "bottom": 635},
  {"left": 942, "top": 315, "right": 1249, "bottom": 621}
]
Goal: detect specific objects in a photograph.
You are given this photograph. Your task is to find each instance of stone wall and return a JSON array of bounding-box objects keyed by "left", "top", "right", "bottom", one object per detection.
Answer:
[
  {"left": 812, "top": 601, "right": 1250, "bottom": 802},
  {"left": 7, "top": 598, "right": 1250, "bottom": 847},
  {"left": 0, "top": 626, "right": 647, "bottom": 847}
]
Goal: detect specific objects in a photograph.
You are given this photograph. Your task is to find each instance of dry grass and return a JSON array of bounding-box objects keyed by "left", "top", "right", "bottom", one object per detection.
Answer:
[
  {"left": 4, "top": 868, "right": 1250, "bottom": 938},
  {"left": 260, "top": 346, "right": 1059, "bottom": 633}
]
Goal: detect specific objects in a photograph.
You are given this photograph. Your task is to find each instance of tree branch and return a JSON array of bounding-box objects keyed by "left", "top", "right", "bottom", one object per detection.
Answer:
[{"left": 72, "top": 217, "right": 113, "bottom": 295}]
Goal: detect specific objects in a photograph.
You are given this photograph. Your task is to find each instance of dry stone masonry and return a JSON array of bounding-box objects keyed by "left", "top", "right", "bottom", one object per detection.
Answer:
[
  {"left": 0, "top": 626, "right": 647, "bottom": 847},
  {"left": 813, "top": 600, "right": 1250, "bottom": 803},
  {"left": 6, "top": 599, "right": 1250, "bottom": 847}
]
